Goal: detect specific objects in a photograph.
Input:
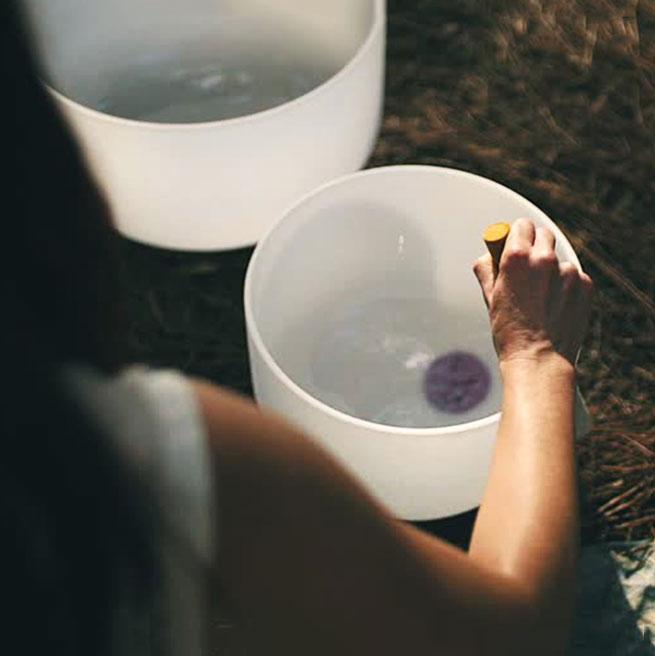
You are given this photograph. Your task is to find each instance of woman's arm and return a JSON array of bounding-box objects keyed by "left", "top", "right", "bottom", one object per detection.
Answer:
[
  {"left": 468, "top": 357, "right": 578, "bottom": 652},
  {"left": 194, "top": 381, "right": 535, "bottom": 656},
  {"left": 469, "top": 219, "right": 593, "bottom": 653},
  {"left": 194, "top": 218, "right": 592, "bottom": 656}
]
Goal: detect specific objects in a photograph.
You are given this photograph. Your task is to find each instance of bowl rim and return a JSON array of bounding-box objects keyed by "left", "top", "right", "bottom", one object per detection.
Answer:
[
  {"left": 42, "top": 0, "right": 386, "bottom": 130},
  {"left": 244, "top": 164, "right": 583, "bottom": 437}
]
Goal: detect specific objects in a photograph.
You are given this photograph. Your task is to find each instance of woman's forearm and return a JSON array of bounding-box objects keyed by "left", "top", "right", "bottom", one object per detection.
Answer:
[{"left": 468, "top": 353, "right": 579, "bottom": 642}]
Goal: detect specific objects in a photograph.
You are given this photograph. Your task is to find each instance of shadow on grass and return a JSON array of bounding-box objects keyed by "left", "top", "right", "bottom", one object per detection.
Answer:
[{"left": 570, "top": 543, "right": 655, "bottom": 656}]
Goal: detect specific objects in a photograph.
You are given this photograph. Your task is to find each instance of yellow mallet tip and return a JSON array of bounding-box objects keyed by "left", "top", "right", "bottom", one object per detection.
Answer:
[{"left": 483, "top": 222, "right": 511, "bottom": 245}]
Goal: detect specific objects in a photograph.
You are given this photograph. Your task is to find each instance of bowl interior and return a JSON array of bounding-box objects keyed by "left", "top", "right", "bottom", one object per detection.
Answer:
[
  {"left": 24, "top": 0, "right": 378, "bottom": 123},
  {"left": 249, "top": 166, "right": 578, "bottom": 429}
]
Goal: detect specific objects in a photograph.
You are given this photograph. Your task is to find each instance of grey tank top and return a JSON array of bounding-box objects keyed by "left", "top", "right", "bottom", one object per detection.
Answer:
[{"left": 60, "top": 365, "right": 214, "bottom": 656}]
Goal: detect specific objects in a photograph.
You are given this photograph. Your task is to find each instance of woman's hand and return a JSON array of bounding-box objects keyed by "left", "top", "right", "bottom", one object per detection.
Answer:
[{"left": 473, "top": 218, "right": 593, "bottom": 367}]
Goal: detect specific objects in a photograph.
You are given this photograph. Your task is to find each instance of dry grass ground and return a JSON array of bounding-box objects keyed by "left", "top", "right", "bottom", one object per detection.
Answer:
[
  {"left": 118, "top": 0, "right": 655, "bottom": 543},
  {"left": 370, "top": 0, "right": 655, "bottom": 542}
]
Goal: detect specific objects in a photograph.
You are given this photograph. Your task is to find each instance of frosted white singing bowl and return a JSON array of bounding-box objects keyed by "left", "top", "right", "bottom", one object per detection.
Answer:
[
  {"left": 23, "top": 0, "right": 386, "bottom": 250},
  {"left": 245, "top": 166, "right": 589, "bottom": 520}
]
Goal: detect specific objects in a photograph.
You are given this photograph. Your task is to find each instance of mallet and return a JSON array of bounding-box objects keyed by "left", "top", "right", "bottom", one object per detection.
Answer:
[{"left": 483, "top": 221, "right": 511, "bottom": 276}]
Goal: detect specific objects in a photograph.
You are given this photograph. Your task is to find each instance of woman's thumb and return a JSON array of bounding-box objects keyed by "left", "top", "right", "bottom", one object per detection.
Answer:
[{"left": 472, "top": 254, "right": 495, "bottom": 307}]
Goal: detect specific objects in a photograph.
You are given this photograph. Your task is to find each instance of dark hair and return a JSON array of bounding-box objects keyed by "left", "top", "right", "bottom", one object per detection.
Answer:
[
  {"left": 2, "top": 3, "right": 125, "bottom": 373},
  {"left": 1, "top": 3, "right": 156, "bottom": 654}
]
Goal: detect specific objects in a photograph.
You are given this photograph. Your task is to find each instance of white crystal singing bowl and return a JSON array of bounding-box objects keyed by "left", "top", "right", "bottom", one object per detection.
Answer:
[
  {"left": 22, "top": 0, "right": 386, "bottom": 250},
  {"left": 245, "top": 165, "right": 589, "bottom": 520}
]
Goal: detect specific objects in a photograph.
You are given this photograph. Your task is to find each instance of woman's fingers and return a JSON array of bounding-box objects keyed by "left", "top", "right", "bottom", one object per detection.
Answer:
[
  {"left": 504, "top": 218, "right": 536, "bottom": 255},
  {"left": 558, "top": 261, "right": 580, "bottom": 290},
  {"left": 533, "top": 226, "right": 556, "bottom": 255},
  {"left": 475, "top": 218, "right": 594, "bottom": 364},
  {"left": 474, "top": 219, "right": 541, "bottom": 305},
  {"left": 554, "top": 262, "right": 594, "bottom": 357}
]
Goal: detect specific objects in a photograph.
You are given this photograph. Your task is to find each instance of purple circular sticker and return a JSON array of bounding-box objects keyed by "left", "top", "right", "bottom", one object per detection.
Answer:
[{"left": 424, "top": 351, "right": 491, "bottom": 413}]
